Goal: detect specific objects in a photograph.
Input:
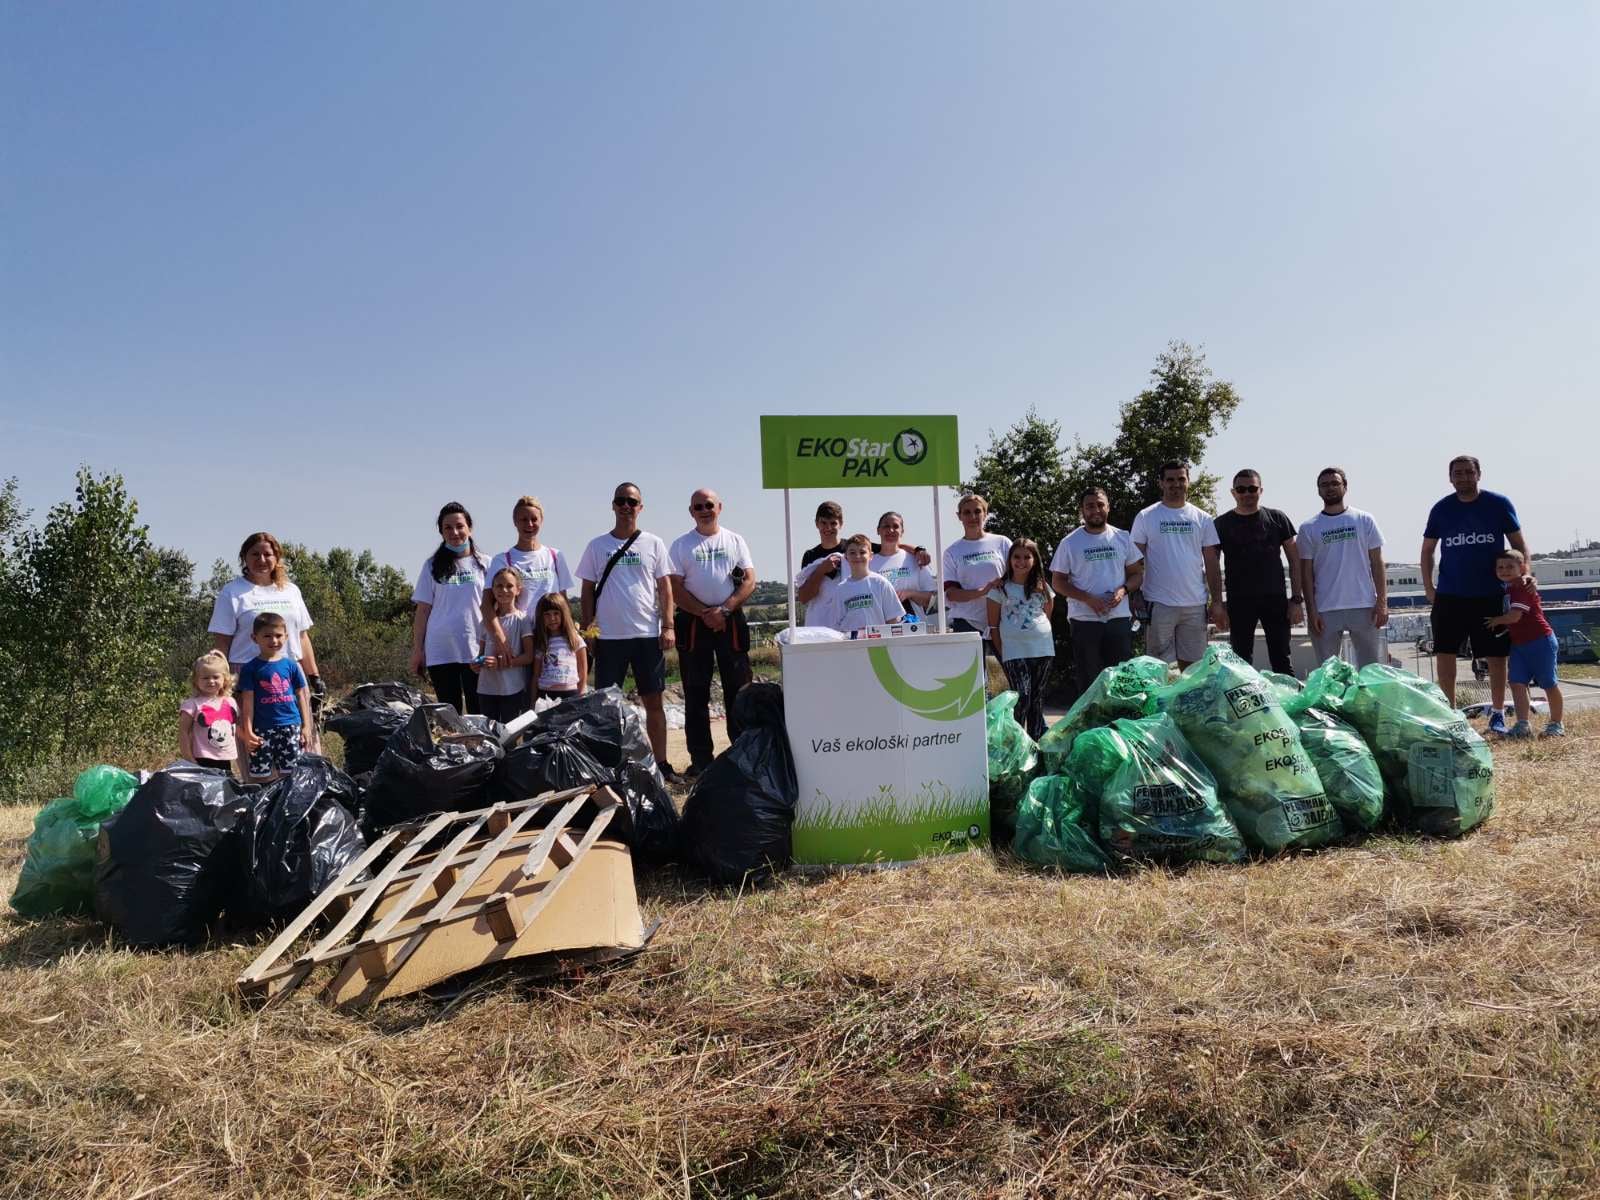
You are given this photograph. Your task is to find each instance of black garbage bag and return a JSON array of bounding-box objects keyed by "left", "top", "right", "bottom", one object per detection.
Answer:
[
  {"left": 325, "top": 707, "right": 410, "bottom": 775},
  {"left": 518, "top": 687, "right": 653, "bottom": 770},
  {"left": 325, "top": 682, "right": 428, "bottom": 775},
  {"left": 494, "top": 687, "right": 679, "bottom": 864},
  {"left": 94, "top": 764, "right": 250, "bottom": 946},
  {"left": 362, "top": 704, "right": 503, "bottom": 830},
  {"left": 237, "top": 756, "right": 368, "bottom": 923},
  {"left": 677, "top": 683, "right": 796, "bottom": 884}
]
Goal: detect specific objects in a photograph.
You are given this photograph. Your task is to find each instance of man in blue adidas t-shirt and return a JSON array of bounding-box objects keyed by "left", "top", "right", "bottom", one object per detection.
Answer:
[{"left": 1420, "top": 454, "right": 1529, "bottom": 728}]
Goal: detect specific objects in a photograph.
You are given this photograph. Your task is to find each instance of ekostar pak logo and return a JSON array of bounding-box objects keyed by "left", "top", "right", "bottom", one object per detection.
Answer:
[
  {"left": 867, "top": 645, "right": 985, "bottom": 721},
  {"left": 893, "top": 428, "right": 927, "bottom": 466}
]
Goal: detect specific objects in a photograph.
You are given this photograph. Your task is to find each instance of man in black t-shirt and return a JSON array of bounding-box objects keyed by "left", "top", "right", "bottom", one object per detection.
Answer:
[{"left": 1212, "top": 469, "right": 1303, "bottom": 675}]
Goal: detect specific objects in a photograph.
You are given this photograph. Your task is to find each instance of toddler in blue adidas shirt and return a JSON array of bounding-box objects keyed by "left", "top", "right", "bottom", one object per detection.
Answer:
[{"left": 237, "top": 611, "right": 311, "bottom": 782}]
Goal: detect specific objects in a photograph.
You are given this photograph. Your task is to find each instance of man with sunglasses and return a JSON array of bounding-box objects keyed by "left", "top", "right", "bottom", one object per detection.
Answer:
[
  {"left": 1295, "top": 467, "right": 1387, "bottom": 667},
  {"left": 1213, "top": 469, "right": 1302, "bottom": 675},
  {"left": 668, "top": 488, "right": 756, "bottom": 778},
  {"left": 578, "top": 483, "right": 677, "bottom": 777}
]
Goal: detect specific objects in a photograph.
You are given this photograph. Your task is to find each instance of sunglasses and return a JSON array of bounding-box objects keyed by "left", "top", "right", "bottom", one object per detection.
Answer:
[
  {"left": 690, "top": 502, "right": 717, "bottom": 512},
  {"left": 1234, "top": 485, "right": 1259, "bottom": 493},
  {"left": 612, "top": 497, "right": 641, "bottom": 508}
]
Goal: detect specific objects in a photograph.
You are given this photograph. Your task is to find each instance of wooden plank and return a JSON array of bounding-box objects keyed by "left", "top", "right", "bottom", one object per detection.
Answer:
[
  {"left": 236, "top": 825, "right": 404, "bottom": 989},
  {"left": 297, "top": 810, "right": 457, "bottom": 964}
]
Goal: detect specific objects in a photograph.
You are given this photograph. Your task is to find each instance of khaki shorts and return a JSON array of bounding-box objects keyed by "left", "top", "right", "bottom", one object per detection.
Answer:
[{"left": 1148, "top": 602, "right": 1208, "bottom": 664}]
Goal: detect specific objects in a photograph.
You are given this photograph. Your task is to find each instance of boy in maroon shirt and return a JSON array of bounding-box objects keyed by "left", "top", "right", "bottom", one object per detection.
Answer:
[{"left": 1484, "top": 549, "right": 1564, "bottom": 738}]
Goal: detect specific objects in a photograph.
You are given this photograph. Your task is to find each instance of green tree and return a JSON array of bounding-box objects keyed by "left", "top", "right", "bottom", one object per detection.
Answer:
[
  {"left": 959, "top": 343, "right": 1242, "bottom": 699},
  {"left": 0, "top": 468, "right": 191, "bottom": 792},
  {"left": 281, "top": 543, "right": 413, "bottom": 688}
]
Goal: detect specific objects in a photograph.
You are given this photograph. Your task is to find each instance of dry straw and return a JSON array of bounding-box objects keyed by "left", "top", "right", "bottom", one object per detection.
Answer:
[{"left": 2, "top": 716, "right": 1598, "bottom": 1198}]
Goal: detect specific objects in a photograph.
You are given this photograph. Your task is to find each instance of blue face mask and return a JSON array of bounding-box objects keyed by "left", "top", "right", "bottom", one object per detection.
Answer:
[{"left": 445, "top": 537, "right": 471, "bottom": 553}]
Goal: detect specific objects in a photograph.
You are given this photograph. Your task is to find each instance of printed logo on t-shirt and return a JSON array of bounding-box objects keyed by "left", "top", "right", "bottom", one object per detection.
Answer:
[
  {"left": 1159, "top": 519, "right": 1196, "bottom": 535},
  {"left": 442, "top": 568, "right": 479, "bottom": 586},
  {"left": 843, "top": 594, "right": 878, "bottom": 612},
  {"left": 1082, "top": 546, "right": 1120, "bottom": 562},
  {"left": 1443, "top": 532, "right": 1498, "bottom": 548},
  {"left": 691, "top": 545, "right": 731, "bottom": 566},
  {"left": 1320, "top": 526, "right": 1357, "bottom": 544},
  {"left": 615, "top": 552, "right": 644, "bottom": 568},
  {"left": 257, "top": 672, "right": 293, "bottom": 705},
  {"left": 962, "top": 550, "right": 1003, "bottom": 566}
]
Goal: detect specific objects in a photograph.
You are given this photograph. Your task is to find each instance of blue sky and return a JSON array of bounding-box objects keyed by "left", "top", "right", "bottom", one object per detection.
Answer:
[{"left": 4, "top": 2, "right": 1596, "bottom": 585}]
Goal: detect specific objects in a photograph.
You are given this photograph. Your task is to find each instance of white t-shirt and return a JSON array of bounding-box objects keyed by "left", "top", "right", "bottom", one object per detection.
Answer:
[
  {"left": 870, "top": 549, "right": 936, "bottom": 615},
  {"left": 1049, "top": 526, "right": 1142, "bottom": 622},
  {"left": 412, "top": 552, "right": 488, "bottom": 666},
  {"left": 537, "top": 636, "right": 582, "bottom": 691},
  {"left": 1296, "top": 507, "right": 1385, "bottom": 611},
  {"left": 486, "top": 545, "right": 573, "bottom": 614},
  {"left": 667, "top": 527, "right": 755, "bottom": 607},
  {"left": 991, "top": 581, "right": 1055, "bottom": 662},
  {"left": 1130, "top": 502, "right": 1219, "bottom": 608},
  {"left": 476, "top": 609, "right": 531, "bottom": 697},
  {"left": 208, "top": 578, "right": 315, "bottom": 667},
  {"left": 576, "top": 531, "right": 672, "bottom": 639},
  {"left": 832, "top": 572, "right": 905, "bottom": 632},
  {"left": 941, "top": 534, "right": 1012, "bottom": 626},
  {"left": 799, "top": 556, "right": 843, "bottom": 629}
]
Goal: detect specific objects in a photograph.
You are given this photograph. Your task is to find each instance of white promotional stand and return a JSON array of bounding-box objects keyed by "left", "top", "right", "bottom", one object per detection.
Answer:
[
  {"left": 781, "top": 631, "right": 989, "bottom": 865},
  {"left": 760, "top": 415, "right": 990, "bottom": 866}
]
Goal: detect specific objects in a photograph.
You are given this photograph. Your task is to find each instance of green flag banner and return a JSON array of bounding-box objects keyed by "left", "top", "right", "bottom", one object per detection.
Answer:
[{"left": 760, "top": 415, "right": 960, "bottom": 489}]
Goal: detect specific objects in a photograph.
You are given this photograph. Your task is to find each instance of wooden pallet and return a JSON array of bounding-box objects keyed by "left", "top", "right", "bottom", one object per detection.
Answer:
[{"left": 236, "top": 784, "right": 648, "bottom": 1009}]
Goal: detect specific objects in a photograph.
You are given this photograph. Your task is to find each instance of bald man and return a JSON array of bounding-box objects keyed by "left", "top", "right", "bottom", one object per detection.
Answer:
[{"left": 668, "top": 488, "right": 757, "bottom": 777}]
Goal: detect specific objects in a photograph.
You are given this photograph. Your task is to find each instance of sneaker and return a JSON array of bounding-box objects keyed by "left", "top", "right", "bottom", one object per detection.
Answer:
[
  {"left": 1505, "top": 720, "right": 1532, "bottom": 739},
  {"left": 1539, "top": 722, "right": 1566, "bottom": 738},
  {"left": 1486, "top": 710, "right": 1508, "bottom": 736}
]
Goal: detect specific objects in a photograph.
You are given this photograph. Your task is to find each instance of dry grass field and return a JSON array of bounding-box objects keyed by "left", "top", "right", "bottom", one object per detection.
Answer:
[{"left": 2, "top": 714, "right": 1598, "bottom": 1199}]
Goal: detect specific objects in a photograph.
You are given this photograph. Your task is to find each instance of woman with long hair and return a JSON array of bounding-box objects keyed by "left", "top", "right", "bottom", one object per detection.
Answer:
[{"left": 410, "top": 502, "right": 490, "bottom": 715}]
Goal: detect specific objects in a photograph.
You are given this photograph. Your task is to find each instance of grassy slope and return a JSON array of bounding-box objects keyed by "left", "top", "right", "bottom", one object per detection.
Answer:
[{"left": 2, "top": 717, "right": 1598, "bottom": 1199}]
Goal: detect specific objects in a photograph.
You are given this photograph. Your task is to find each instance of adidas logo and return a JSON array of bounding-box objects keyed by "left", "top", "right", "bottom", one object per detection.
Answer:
[{"left": 1442, "top": 532, "right": 1499, "bottom": 547}]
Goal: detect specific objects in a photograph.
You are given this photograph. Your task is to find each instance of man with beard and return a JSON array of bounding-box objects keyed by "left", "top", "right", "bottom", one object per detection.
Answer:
[
  {"left": 1296, "top": 467, "right": 1387, "bottom": 668},
  {"left": 1421, "top": 455, "right": 1529, "bottom": 728},
  {"left": 1050, "top": 487, "right": 1145, "bottom": 698},
  {"left": 1130, "top": 461, "right": 1224, "bottom": 669},
  {"left": 1213, "top": 469, "right": 1303, "bottom": 675}
]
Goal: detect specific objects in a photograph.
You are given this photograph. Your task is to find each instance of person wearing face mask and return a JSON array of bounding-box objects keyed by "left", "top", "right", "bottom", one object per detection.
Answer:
[
  {"left": 1050, "top": 488, "right": 1144, "bottom": 699},
  {"left": 1130, "top": 461, "right": 1224, "bottom": 670},
  {"left": 1295, "top": 467, "right": 1387, "bottom": 668},
  {"left": 410, "top": 501, "right": 491, "bottom": 715},
  {"left": 1213, "top": 469, "right": 1303, "bottom": 675}
]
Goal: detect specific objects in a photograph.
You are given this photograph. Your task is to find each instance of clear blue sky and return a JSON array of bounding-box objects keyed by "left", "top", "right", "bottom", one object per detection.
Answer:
[{"left": 4, "top": 2, "right": 1596, "bottom": 585}]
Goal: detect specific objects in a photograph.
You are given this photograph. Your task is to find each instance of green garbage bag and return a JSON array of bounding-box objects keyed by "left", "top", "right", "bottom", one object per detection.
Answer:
[
  {"left": 1292, "top": 707, "right": 1386, "bottom": 832},
  {"left": 1038, "top": 655, "right": 1170, "bottom": 772},
  {"left": 1262, "top": 672, "right": 1302, "bottom": 705},
  {"left": 10, "top": 765, "right": 140, "bottom": 917},
  {"left": 1012, "top": 774, "right": 1116, "bottom": 874},
  {"left": 986, "top": 691, "right": 1038, "bottom": 838},
  {"left": 1150, "top": 646, "right": 1343, "bottom": 852},
  {"left": 1281, "top": 657, "right": 1359, "bottom": 718},
  {"left": 1069, "top": 714, "right": 1246, "bottom": 867},
  {"left": 1336, "top": 664, "right": 1494, "bottom": 837}
]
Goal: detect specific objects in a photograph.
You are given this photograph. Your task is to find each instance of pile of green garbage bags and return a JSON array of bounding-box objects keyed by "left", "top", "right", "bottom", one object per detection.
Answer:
[
  {"left": 999, "top": 646, "right": 1494, "bottom": 875},
  {"left": 10, "top": 765, "right": 140, "bottom": 917}
]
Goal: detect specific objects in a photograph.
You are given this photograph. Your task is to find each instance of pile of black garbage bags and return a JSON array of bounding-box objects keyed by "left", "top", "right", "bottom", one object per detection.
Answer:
[{"left": 81, "top": 683, "right": 800, "bottom": 946}]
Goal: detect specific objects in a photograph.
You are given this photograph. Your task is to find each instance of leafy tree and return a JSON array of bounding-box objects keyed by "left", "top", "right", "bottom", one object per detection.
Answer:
[
  {"left": 962, "top": 341, "right": 1241, "bottom": 549},
  {"left": 281, "top": 543, "right": 413, "bottom": 688},
  {"left": 959, "top": 342, "right": 1242, "bottom": 699},
  {"left": 0, "top": 468, "right": 191, "bottom": 790}
]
